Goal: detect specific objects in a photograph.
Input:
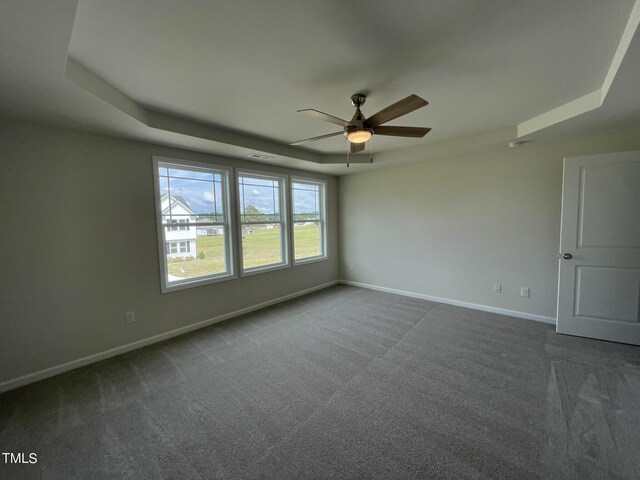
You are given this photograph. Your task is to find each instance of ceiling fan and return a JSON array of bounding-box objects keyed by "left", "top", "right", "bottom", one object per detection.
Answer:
[{"left": 291, "top": 93, "right": 431, "bottom": 166}]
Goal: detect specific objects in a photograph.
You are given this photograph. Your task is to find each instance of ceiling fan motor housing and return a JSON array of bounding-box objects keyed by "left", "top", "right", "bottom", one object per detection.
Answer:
[{"left": 345, "top": 94, "right": 368, "bottom": 136}]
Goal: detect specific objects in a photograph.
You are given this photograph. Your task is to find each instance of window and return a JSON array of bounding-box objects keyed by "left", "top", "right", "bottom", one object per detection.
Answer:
[
  {"left": 153, "top": 157, "right": 329, "bottom": 292},
  {"left": 166, "top": 241, "right": 191, "bottom": 254},
  {"left": 292, "top": 178, "right": 327, "bottom": 262},
  {"left": 237, "top": 171, "right": 288, "bottom": 273},
  {"left": 167, "top": 219, "right": 188, "bottom": 231},
  {"left": 153, "top": 157, "right": 234, "bottom": 292}
]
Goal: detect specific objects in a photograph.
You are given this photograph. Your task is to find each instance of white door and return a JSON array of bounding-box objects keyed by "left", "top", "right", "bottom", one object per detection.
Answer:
[{"left": 557, "top": 151, "right": 640, "bottom": 345}]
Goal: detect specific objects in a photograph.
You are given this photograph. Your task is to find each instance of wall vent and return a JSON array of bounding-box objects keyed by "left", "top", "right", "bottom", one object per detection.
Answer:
[
  {"left": 508, "top": 140, "right": 532, "bottom": 148},
  {"left": 248, "top": 153, "right": 274, "bottom": 160}
]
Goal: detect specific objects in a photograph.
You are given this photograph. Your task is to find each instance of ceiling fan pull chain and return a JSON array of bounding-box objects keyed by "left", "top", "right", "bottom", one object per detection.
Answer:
[
  {"left": 346, "top": 138, "right": 350, "bottom": 168},
  {"left": 369, "top": 135, "right": 373, "bottom": 163}
]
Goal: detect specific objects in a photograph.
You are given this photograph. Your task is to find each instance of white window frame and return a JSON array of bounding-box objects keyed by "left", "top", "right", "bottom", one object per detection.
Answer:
[
  {"left": 153, "top": 156, "right": 236, "bottom": 293},
  {"left": 237, "top": 169, "right": 289, "bottom": 276},
  {"left": 291, "top": 177, "right": 328, "bottom": 265}
]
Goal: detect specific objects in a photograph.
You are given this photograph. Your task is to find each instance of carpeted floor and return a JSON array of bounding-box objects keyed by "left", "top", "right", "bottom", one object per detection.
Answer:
[{"left": 1, "top": 285, "right": 639, "bottom": 479}]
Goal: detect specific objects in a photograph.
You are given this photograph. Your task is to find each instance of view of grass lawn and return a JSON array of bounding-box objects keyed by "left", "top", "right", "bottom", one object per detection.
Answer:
[
  {"left": 167, "top": 224, "right": 321, "bottom": 279},
  {"left": 293, "top": 223, "right": 321, "bottom": 260},
  {"left": 241, "top": 225, "right": 283, "bottom": 269},
  {"left": 167, "top": 235, "right": 226, "bottom": 278}
]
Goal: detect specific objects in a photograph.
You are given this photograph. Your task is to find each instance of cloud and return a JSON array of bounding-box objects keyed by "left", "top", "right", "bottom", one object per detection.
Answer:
[
  {"left": 252, "top": 189, "right": 261, "bottom": 196},
  {"left": 203, "top": 191, "right": 214, "bottom": 201}
]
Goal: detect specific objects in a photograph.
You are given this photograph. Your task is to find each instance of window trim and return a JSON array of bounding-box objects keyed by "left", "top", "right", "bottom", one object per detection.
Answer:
[
  {"left": 236, "top": 169, "right": 290, "bottom": 276},
  {"left": 290, "top": 177, "right": 328, "bottom": 265},
  {"left": 152, "top": 156, "right": 236, "bottom": 293}
]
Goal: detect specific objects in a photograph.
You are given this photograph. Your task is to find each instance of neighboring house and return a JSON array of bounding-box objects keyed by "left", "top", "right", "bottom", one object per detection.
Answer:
[
  {"left": 196, "top": 218, "right": 223, "bottom": 236},
  {"left": 161, "top": 194, "right": 197, "bottom": 259}
]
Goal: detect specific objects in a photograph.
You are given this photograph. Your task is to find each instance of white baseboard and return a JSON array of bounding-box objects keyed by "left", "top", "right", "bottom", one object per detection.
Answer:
[
  {"left": 340, "top": 280, "right": 556, "bottom": 325},
  {"left": 0, "top": 280, "right": 339, "bottom": 394}
]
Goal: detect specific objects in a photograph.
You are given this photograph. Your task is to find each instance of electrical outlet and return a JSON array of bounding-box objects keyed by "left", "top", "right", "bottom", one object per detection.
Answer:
[
  {"left": 493, "top": 283, "right": 502, "bottom": 293},
  {"left": 125, "top": 311, "right": 136, "bottom": 324},
  {"left": 520, "top": 287, "right": 530, "bottom": 297}
]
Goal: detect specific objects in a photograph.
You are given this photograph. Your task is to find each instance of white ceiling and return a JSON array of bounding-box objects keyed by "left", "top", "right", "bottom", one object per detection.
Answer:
[{"left": 1, "top": 0, "right": 639, "bottom": 175}]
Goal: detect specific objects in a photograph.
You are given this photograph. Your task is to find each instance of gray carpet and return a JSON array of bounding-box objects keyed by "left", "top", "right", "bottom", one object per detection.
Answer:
[{"left": 1, "top": 285, "right": 639, "bottom": 479}]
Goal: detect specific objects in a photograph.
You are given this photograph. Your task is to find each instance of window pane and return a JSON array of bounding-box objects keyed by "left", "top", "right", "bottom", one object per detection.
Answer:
[
  {"left": 294, "top": 222, "right": 321, "bottom": 260},
  {"left": 163, "top": 171, "right": 220, "bottom": 218},
  {"left": 292, "top": 182, "right": 320, "bottom": 221},
  {"left": 292, "top": 180, "right": 325, "bottom": 261},
  {"left": 238, "top": 172, "right": 287, "bottom": 271},
  {"left": 156, "top": 160, "right": 232, "bottom": 290},
  {"left": 165, "top": 227, "right": 227, "bottom": 282},
  {"left": 241, "top": 223, "right": 283, "bottom": 269},
  {"left": 238, "top": 175, "right": 281, "bottom": 223}
]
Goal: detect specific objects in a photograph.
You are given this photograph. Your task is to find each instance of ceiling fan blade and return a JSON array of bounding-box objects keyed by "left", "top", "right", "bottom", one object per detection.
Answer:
[
  {"left": 290, "top": 131, "right": 343, "bottom": 145},
  {"left": 298, "top": 109, "right": 352, "bottom": 127},
  {"left": 364, "top": 94, "right": 428, "bottom": 128},
  {"left": 373, "top": 126, "right": 431, "bottom": 138},
  {"left": 350, "top": 142, "right": 365, "bottom": 153}
]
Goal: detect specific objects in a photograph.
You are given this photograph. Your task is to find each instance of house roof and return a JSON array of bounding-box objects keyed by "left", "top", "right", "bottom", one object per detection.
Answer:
[
  {"left": 161, "top": 194, "right": 194, "bottom": 215},
  {"left": 1, "top": 0, "right": 639, "bottom": 175}
]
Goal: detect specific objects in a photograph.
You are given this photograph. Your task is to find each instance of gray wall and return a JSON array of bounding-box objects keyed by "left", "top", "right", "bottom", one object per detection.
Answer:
[
  {"left": 338, "top": 130, "right": 640, "bottom": 320},
  {"left": 0, "top": 121, "right": 339, "bottom": 385}
]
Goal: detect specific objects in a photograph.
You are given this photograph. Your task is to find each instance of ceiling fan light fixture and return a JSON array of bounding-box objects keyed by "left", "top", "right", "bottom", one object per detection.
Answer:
[{"left": 346, "top": 129, "right": 372, "bottom": 144}]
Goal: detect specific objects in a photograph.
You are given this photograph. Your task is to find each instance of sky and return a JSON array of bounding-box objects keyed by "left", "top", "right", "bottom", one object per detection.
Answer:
[{"left": 159, "top": 166, "right": 319, "bottom": 215}]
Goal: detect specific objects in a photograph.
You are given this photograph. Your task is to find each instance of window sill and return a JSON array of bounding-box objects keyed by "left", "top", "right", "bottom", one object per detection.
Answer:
[
  {"left": 161, "top": 272, "right": 236, "bottom": 294},
  {"left": 241, "top": 262, "right": 290, "bottom": 277},
  {"left": 293, "top": 255, "right": 328, "bottom": 266}
]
